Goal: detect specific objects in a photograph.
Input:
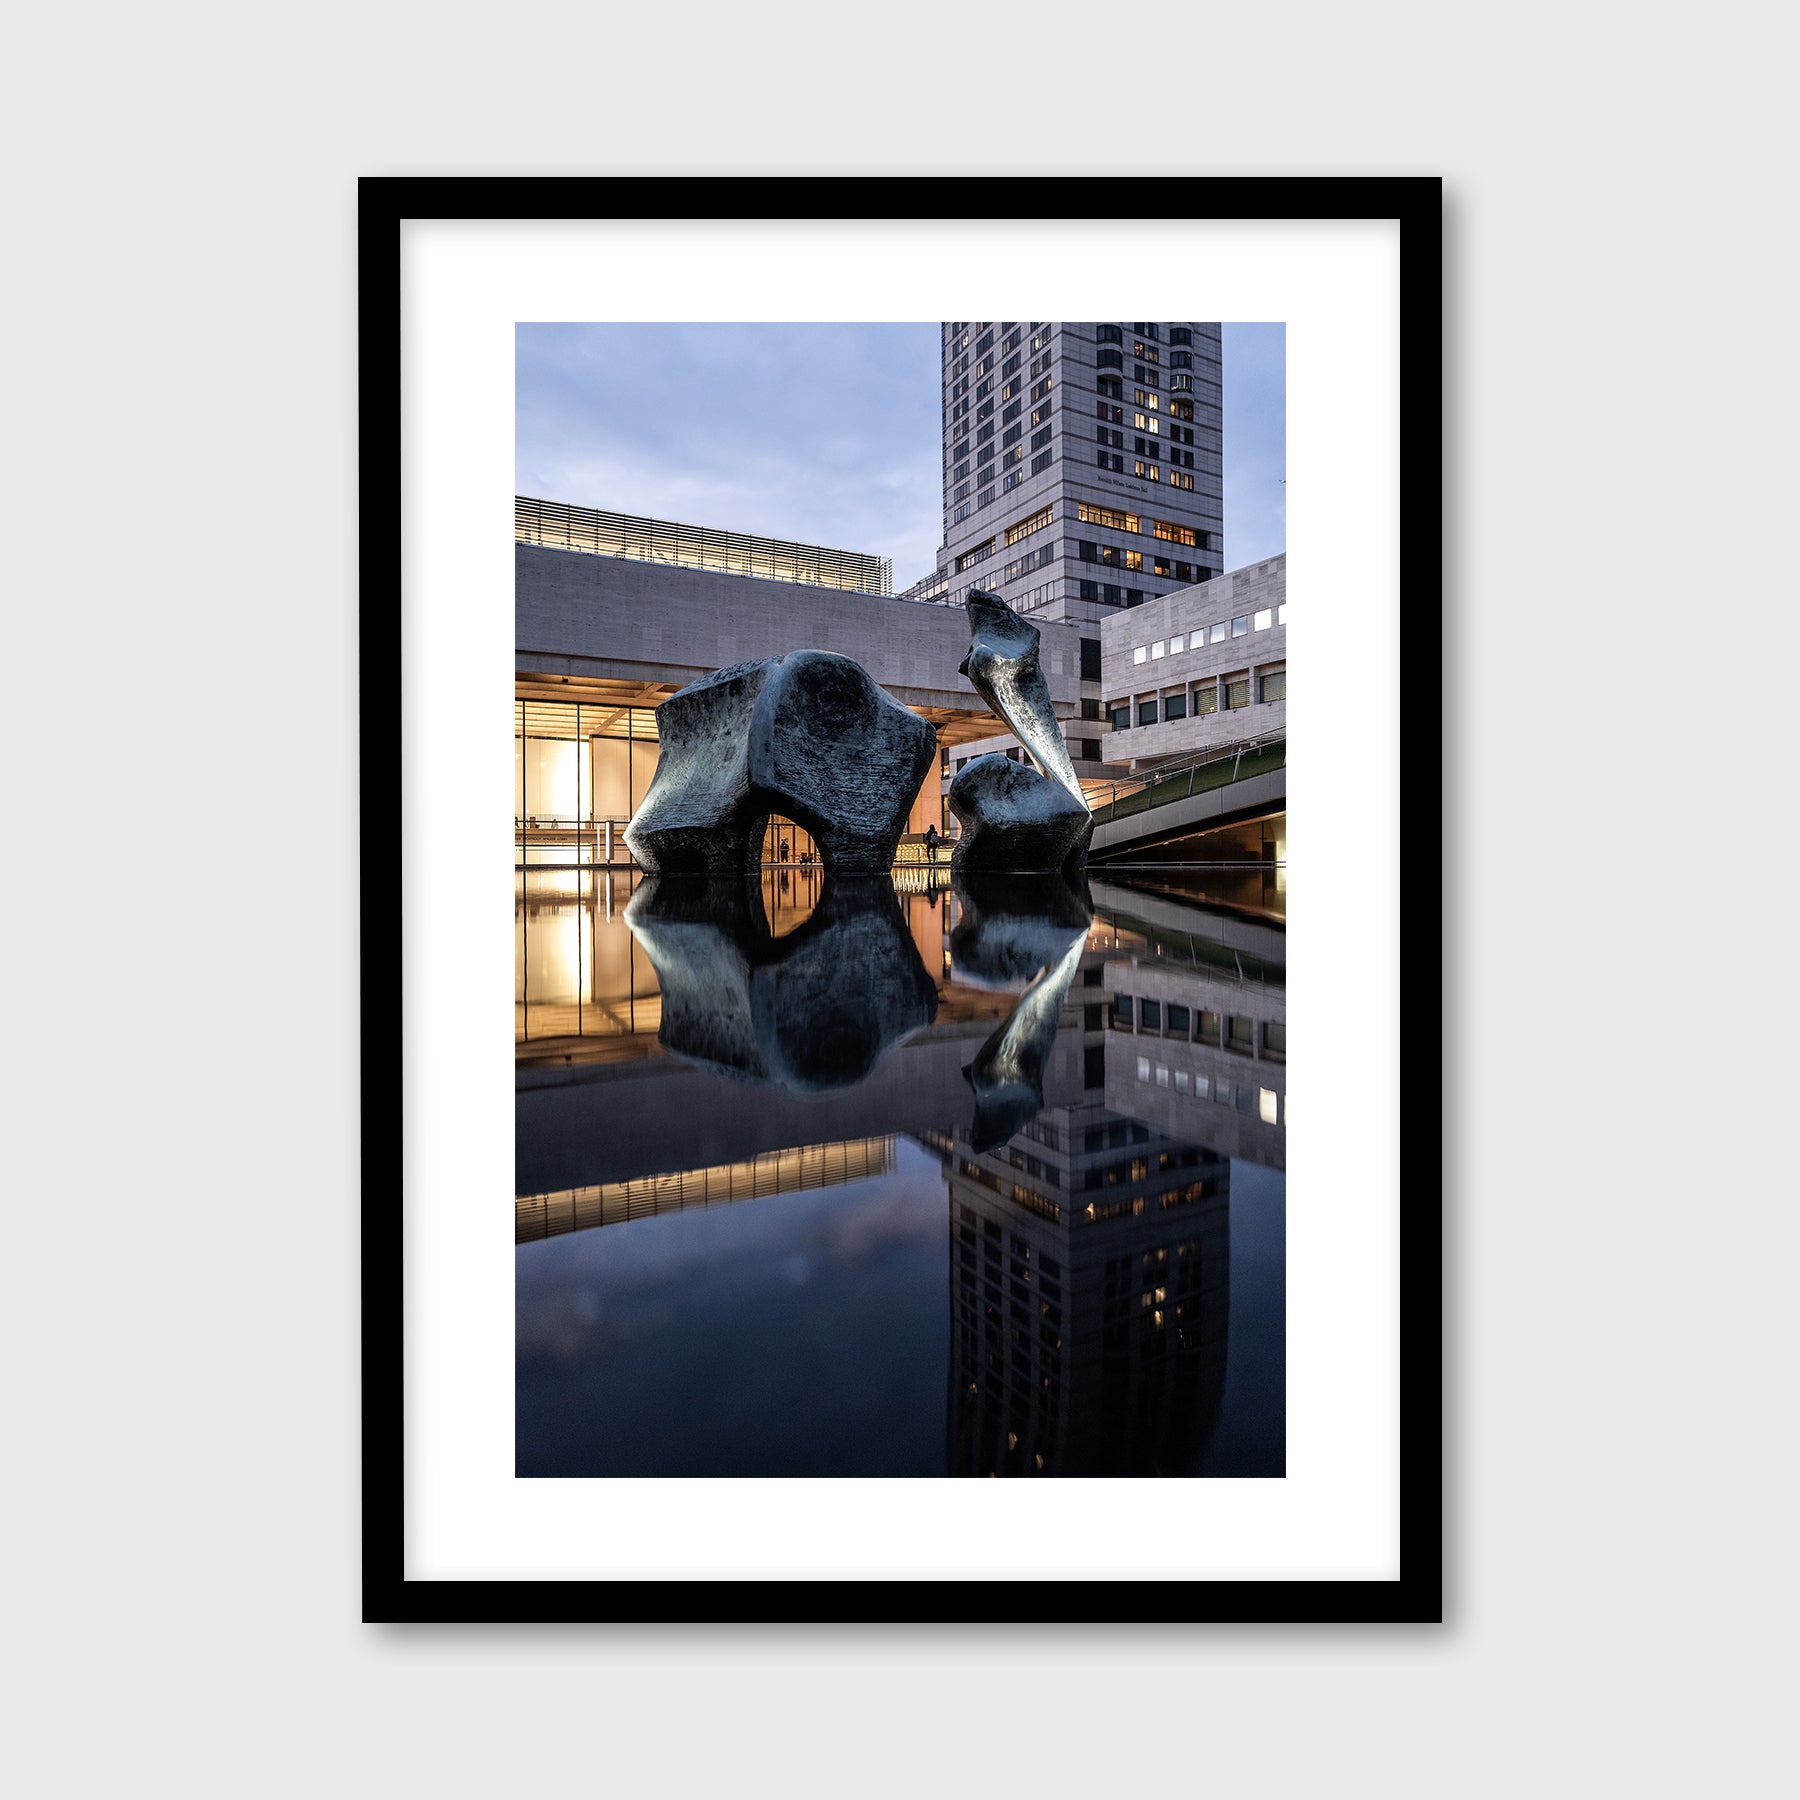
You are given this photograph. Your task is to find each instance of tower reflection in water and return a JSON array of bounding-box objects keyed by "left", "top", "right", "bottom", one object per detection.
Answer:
[
  {"left": 514, "top": 864, "right": 1283, "bottom": 1478},
  {"left": 927, "top": 1110, "right": 1228, "bottom": 1479},
  {"left": 924, "top": 872, "right": 1234, "bottom": 1477}
]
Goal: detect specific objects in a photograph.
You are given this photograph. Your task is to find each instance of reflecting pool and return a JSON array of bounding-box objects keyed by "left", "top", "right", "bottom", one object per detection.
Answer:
[{"left": 516, "top": 865, "right": 1286, "bottom": 1478}]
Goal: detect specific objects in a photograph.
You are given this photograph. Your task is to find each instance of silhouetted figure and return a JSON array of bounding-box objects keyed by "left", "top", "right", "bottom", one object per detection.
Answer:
[
  {"left": 778, "top": 837, "right": 790, "bottom": 863},
  {"left": 924, "top": 823, "right": 940, "bottom": 858}
]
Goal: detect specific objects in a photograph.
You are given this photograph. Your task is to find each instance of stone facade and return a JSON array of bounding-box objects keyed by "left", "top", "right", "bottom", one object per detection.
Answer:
[{"left": 1098, "top": 554, "right": 1286, "bottom": 767}]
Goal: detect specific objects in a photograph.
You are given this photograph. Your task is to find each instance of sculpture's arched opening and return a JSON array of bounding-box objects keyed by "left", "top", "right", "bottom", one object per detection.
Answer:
[{"left": 757, "top": 812, "right": 823, "bottom": 937}]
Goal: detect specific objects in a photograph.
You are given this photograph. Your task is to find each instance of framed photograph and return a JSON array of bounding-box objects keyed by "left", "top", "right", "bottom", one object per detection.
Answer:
[{"left": 365, "top": 176, "right": 1441, "bottom": 1622}]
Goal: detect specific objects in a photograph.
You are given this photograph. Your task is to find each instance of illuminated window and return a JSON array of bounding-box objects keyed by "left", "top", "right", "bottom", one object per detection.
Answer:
[
  {"left": 1254, "top": 608, "right": 1273, "bottom": 630},
  {"left": 1134, "top": 460, "right": 1160, "bottom": 481},
  {"left": 1151, "top": 640, "right": 1164, "bottom": 659},
  {"left": 1169, "top": 471, "right": 1195, "bottom": 490},
  {"left": 1005, "top": 504, "right": 1054, "bottom": 546},
  {"left": 1133, "top": 646, "right": 1147, "bottom": 665},
  {"left": 1136, "top": 1056, "right": 1151, "bottom": 1081},
  {"left": 1076, "top": 502, "right": 1140, "bottom": 532},
  {"left": 1125, "top": 550, "right": 1143, "bottom": 571}
]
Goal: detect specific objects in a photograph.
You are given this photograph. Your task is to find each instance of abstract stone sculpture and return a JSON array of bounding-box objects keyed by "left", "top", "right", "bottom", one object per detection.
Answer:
[
  {"left": 625, "top": 874, "right": 938, "bottom": 1090},
  {"left": 960, "top": 591, "right": 1084, "bottom": 799},
  {"left": 947, "top": 755, "right": 1091, "bottom": 874},
  {"left": 950, "top": 590, "right": 1093, "bottom": 874},
  {"left": 624, "top": 650, "right": 937, "bottom": 876}
]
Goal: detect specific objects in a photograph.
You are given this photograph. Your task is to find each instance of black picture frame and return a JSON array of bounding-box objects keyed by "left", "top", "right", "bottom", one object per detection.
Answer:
[{"left": 362, "top": 175, "right": 1443, "bottom": 1625}]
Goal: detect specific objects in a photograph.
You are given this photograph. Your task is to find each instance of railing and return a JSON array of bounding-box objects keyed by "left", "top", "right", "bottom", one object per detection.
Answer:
[
  {"left": 894, "top": 833, "right": 954, "bottom": 867},
  {"left": 1085, "top": 733, "right": 1285, "bottom": 827},
  {"left": 516, "top": 816, "right": 636, "bottom": 868},
  {"left": 515, "top": 496, "right": 892, "bottom": 595}
]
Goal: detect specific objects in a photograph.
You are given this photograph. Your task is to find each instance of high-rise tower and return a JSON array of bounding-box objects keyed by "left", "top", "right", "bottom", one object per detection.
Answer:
[
  {"left": 904, "top": 321, "right": 1224, "bottom": 626},
  {"left": 900, "top": 322, "right": 1225, "bottom": 789}
]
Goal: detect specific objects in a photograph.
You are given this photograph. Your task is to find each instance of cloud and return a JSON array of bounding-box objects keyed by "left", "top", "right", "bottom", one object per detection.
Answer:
[
  {"left": 517, "top": 322, "right": 1286, "bottom": 587},
  {"left": 517, "top": 323, "right": 945, "bottom": 584}
]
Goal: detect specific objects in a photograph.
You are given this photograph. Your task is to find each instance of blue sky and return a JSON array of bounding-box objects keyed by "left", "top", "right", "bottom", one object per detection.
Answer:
[{"left": 517, "top": 323, "right": 1285, "bottom": 585}]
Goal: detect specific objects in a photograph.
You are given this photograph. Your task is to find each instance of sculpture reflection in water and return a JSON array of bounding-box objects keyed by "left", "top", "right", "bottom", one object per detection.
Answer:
[
  {"left": 625, "top": 873, "right": 938, "bottom": 1091},
  {"left": 951, "top": 871, "right": 1093, "bottom": 1151}
]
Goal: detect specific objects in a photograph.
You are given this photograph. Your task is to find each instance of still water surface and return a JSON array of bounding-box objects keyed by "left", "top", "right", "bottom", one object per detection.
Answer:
[{"left": 515, "top": 865, "right": 1285, "bottom": 1478}]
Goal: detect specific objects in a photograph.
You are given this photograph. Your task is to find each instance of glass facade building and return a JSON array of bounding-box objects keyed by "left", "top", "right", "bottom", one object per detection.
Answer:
[{"left": 517, "top": 496, "right": 892, "bottom": 595}]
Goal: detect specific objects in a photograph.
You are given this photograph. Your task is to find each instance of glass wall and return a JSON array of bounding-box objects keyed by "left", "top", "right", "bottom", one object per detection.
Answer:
[
  {"left": 516, "top": 699, "right": 660, "bottom": 870},
  {"left": 516, "top": 497, "right": 892, "bottom": 595}
]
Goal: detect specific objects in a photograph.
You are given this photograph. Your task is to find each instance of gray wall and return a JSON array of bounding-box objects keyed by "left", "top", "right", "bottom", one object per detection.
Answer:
[
  {"left": 517, "top": 542, "right": 1082, "bottom": 719},
  {"left": 1101, "top": 554, "right": 1287, "bottom": 763}
]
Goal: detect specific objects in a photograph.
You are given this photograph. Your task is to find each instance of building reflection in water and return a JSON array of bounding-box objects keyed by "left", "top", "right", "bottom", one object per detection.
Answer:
[
  {"left": 514, "top": 865, "right": 1283, "bottom": 1477},
  {"left": 925, "top": 1104, "right": 1229, "bottom": 1479},
  {"left": 517, "top": 1136, "right": 897, "bottom": 1243}
]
